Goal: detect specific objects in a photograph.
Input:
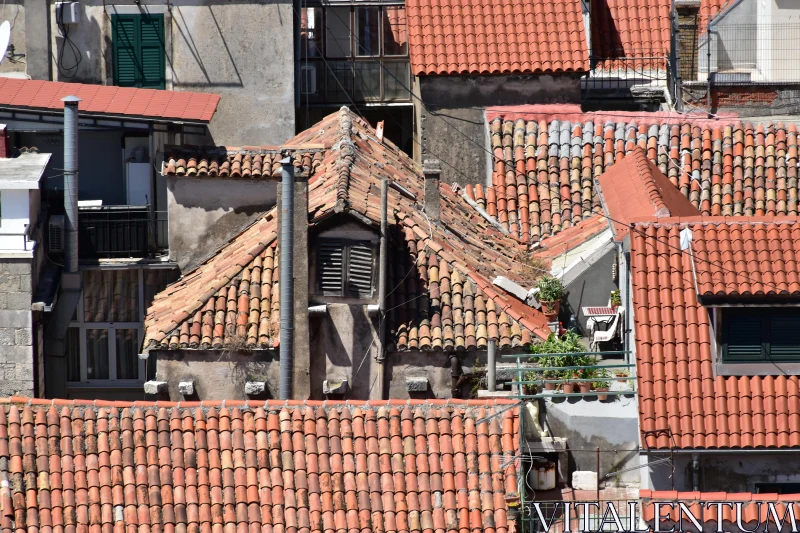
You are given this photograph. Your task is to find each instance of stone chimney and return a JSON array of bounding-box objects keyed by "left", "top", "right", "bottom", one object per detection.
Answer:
[{"left": 423, "top": 159, "right": 441, "bottom": 223}]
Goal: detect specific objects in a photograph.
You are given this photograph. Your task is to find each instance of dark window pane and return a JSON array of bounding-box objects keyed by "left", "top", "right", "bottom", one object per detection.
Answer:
[
  {"left": 83, "top": 270, "right": 139, "bottom": 322},
  {"left": 143, "top": 268, "right": 179, "bottom": 315},
  {"left": 354, "top": 62, "right": 381, "bottom": 100},
  {"left": 116, "top": 329, "right": 140, "bottom": 380},
  {"left": 326, "top": 61, "right": 353, "bottom": 101},
  {"left": 301, "top": 7, "right": 324, "bottom": 58},
  {"left": 66, "top": 328, "right": 81, "bottom": 382},
  {"left": 86, "top": 329, "right": 110, "bottom": 380},
  {"left": 356, "top": 7, "right": 380, "bottom": 57},
  {"left": 325, "top": 7, "right": 351, "bottom": 58},
  {"left": 383, "top": 7, "right": 408, "bottom": 56},
  {"left": 383, "top": 61, "right": 411, "bottom": 100}
]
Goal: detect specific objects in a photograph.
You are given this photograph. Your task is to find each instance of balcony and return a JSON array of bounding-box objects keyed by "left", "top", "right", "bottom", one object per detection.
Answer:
[{"left": 78, "top": 205, "right": 168, "bottom": 260}]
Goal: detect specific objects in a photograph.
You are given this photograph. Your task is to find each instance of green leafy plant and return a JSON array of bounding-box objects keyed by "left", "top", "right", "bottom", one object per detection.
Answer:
[
  {"left": 536, "top": 276, "right": 564, "bottom": 303},
  {"left": 531, "top": 331, "right": 595, "bottom": 380},
  {"left": 610, "top": 290, "right": 621, "bottom": 306}
]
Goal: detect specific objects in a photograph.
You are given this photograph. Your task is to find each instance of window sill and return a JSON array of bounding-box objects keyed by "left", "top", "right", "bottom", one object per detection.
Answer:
[{"left": 716, "top": 362, "right": 800, "bottom": 376}]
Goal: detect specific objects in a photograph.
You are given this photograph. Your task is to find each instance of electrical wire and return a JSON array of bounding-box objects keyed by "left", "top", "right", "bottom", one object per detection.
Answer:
[{"left": 56, "top": 22, "right": 82, "bottom": 78}]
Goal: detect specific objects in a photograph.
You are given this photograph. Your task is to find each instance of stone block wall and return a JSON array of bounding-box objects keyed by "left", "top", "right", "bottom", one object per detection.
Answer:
[{"left": 0, "top": 258, "right": 34, "bottom": 397}]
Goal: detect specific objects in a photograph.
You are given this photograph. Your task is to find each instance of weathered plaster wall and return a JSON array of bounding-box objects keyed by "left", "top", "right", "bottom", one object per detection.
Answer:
[
  {"left": 417, "top": 74, "right": 582, "bottom": 187},
  {"left": 646, "top": 453, "right": 800, "bottom": 492},
  {"left": 40, "top": 0, "right": 294, "bottom": 145},
  {"left": 561, "top": 248, "right": 618, "bottom": 335},
  {"left": 544, "top": 392, "right": 640, "bottom": 487},
  {"left": 386, "top": 351, "right": 480, "bottom": 399},
  {"left": 0, "top": 258, "right": 35, "bottom": 397},
  {"left": 167, "top": 176, "right": 277, "bottom": 271},
  {"left": 1, "top": 1, "right": 27, "bottom": 77},
  {"left": 154, "top": 350, "right": 280, "bottom": 401}
]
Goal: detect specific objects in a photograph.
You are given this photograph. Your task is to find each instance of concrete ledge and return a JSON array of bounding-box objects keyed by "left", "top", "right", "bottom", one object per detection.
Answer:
[
  {"left": 144, "top": 381, "right": 167, "bottom": 395},
  {"left": 323, "top": 379, "right": 348, "bottom": 395},
  {"left": 405, "top": 376, "right": 429, "bottom": 392},
  {"left": 244, "top": 381, "right": 266, "bottom": 396},
  {"left": 178, "top": 381, "right": 195, "bottom": 396}
]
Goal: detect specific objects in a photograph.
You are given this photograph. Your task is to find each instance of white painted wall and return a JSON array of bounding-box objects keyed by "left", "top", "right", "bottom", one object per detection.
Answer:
[{"left": 0, "top": 190, "right": 32, "bottom": 252}]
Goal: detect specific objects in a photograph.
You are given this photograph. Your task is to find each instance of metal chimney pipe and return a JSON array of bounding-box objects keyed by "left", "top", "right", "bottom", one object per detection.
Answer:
[
  {"left": 62, "top": 96, "right": 80, "bottom": 274},
  {"left": 487, "top": 339, "right": 497, "bottom": 392},
  {"left": 279, "top": 156, "right": 295, "bottom": 400},
  {"left": 375, "top": 176, "right": 389, "bottom": 399}
]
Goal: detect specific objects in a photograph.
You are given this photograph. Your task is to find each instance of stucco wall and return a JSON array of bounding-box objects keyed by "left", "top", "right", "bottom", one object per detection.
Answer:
[
  {"left": 544, "top": 393, "right": 641, "bottom": 487},
  {"left": 167, "top": 176, "right": 277, "bottom": 271},
  {"left": 39, "top": 0, "right": 294, "bottom": 146},
  {"left": 561, "top": 247, "right": 619, "bottom": 335},
  {"left": 1, "top": 0, "right": 26, "bottom": 77},
  {"left": 417, "top": 74, "right": 582, "bottom": 187},
  {"left": 154, "top": 350, "right": 280, "bottom": 400},
  {"left": 386, "top": 351, "right": 480, "bottom": 399},
  {"left": 0, "top": 258, "right": 35, "bottom": 397}
]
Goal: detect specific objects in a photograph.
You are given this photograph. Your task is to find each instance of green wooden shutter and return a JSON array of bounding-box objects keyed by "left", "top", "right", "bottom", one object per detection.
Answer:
[
  {"left": 139, "top": 14, "right": 166, "bottom": 89},
  {"left": 112, "top": 15, "right": 139, "bottom": 87},
  {"left": 112, "top": 14, "right": 165, "bottom": 89},
  {"left": 724, "top": 311, "right": 765, "bottom": 361},
  {"left": 768, "top": 311, "right": 800, "bottom": 360}
]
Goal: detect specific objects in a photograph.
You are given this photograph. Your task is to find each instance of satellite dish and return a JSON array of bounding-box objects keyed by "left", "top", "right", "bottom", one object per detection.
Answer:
[{"left": 0, "top": 21, "right": 10, "bottom": 65}]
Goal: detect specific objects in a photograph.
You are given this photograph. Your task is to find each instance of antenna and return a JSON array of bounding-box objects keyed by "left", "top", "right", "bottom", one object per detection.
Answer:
[{"left": 0, "top": 21, "right": 10, "bottom": 65}]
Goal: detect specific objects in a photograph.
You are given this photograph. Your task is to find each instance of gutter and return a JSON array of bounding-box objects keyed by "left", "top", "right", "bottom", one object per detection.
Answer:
[{"left": 642, "top": 448, "right": 800, "bottom": 455}]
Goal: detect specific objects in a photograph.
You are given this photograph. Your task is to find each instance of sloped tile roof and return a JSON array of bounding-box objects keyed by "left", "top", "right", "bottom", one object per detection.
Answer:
[
  {"left": 590, "top": 0, "right": 727, "bottom": 69},
  {"left": 145, "top": 108, "right": 551, "bottom": 353},
  {"left": 640, "top": 490, "right": 800, "bottom": 525},
  {"left": 590, "top": 0, "right": 670, "bottom": 69},
  {"left": 0, "top": 397, "right": 520, "bottom": 533},
  {"left": 595, "top": 147, "right": 700, "bottom": 241},
  {"left": 483, "top": 107, "right": 800, "bottom": 243},
  {"left": 162, "top": 147, "right": 325, "bottom": 179},
  {"left": 406, "top": 0, "right": 589, "bottom": 75},
  {"left": 0, "top": 78, "right": 220, "bottom": 122},
  {"left": 632, "top": 216, "right": 800, "bottom": 449}
]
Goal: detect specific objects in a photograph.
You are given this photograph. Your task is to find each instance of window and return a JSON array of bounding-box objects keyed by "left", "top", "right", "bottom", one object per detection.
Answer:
[
  {"left": 722, "top": 308, "right": 800, "bottom": 362},
  {"left": 66, "top": 268, "right": 177, "bottom": 387},
  {"left": 755, "top": 483, "right": 800, "bottom": 494},
  {"left": 318, "top": 238, "right": 375, "bottom": 298},
  {"left": 112, "top": 14, "right": 166, "bottom": 89}
]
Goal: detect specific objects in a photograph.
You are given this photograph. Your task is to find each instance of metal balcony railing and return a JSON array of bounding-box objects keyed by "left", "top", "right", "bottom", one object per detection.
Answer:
[{"left": 78, "top": 205, "right": 168, "bottom": 259}]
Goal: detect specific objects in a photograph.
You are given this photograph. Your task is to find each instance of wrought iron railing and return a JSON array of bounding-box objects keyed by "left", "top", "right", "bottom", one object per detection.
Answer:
[{"left": 78, "top": 206, "right": 168, "bottom": 259}]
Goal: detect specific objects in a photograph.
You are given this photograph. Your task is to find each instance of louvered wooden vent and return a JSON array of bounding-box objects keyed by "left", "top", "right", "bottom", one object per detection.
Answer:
[{"left": 318, "top": 238, "right": 375, "bottom": 298}]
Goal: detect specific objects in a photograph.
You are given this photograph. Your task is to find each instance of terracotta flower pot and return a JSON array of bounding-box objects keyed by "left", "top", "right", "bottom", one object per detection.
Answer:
[
  {"left": 562, "top": 382, "right": 575, "bottom": 394},
  {"left": 578, "top": 382, "right": 591, "bottom": 394},
  {"left": 540, "top": 300, "right": 560, "bottom": 322},
  {"left": 544, "top": 380, "right": 557, "bottom": 391},
  {"left": 596, "top": 387, "right": 609, "bottom": 401},
  {"left": 616, "top": 373, "right": 627, "bottom": 383}
]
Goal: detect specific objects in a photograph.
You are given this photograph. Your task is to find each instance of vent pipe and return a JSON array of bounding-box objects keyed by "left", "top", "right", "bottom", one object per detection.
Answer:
[
  {"left": 62, "top": 96, "right": 80, "bottom": 274},
  {"left": 279, "top": 156, "right": 295, "bottom": 400},
  {"left": 375, "top": 176, "right": 389, "bottom": 399},
  {"left": 487, "top": 339, "right": 497, "bottom": 392},
  {"left": 422, "top": 159, "right": 441, "bottom": 223}
]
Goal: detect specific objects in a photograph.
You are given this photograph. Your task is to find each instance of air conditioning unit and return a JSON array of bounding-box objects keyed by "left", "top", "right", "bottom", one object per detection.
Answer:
[
  {"left": 55, "top": 1, "right": 80, "bottom": 25},
  {"left": 48, "top": 215, "right": 65, "bottom": 253},
  {"left": 300, "top": 65, "right": 317, "bottom": 95}
]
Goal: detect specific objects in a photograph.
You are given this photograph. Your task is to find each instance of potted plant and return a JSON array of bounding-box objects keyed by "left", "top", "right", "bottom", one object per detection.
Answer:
[
  {"left": 595, "top": 381, "right": 610, "bottom": 401},
  {"left": 615, "top": 369, "right": 629, "bottom": 383},
  {"left": 542, "top": 369, "right": 558, "bottom": 390},
  {"left": 537, "top": 276, "right": 565, "bottom": 321},
  {"left": 561, "top": 375, "right": 575, "bottom": 394},
  {"left": 610, "top": 289, "right": 621, "bottom": 310}
]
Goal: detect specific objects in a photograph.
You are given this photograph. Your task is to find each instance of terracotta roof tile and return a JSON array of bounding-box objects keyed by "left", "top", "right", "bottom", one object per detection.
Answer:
[
  {"left": 406, "top": 0, "right": 589, "bottom": 75},
  {"left": 640, "top": 490, "right": 800, "bottom": 527},
  {"left": 145, "top": 108, "right": 550, "bottom": 353},
  {"left": 0, "top": 78, "right": 220, "bottom": 122},
  {"left": 482, "top": 107, "right": 800, "bottom": 243},
  {"left": 0, "top": 398, "right": 519, "bottom": 533},
  {"left": 631, "top": 216, "right": 800, "bottom": 449},
  {"left": 596, "top": 147, "right": 700, "bottom": 240},
  {"left": 162, "top": 147, "right": 325, "bottom": 179}
]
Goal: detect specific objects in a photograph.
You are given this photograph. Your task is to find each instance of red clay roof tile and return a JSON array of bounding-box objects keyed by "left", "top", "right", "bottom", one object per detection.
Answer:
[
  {"left": 0, "top": 398, "right": 518, "bottom": 533},
  {"left": 0, "top": 78, "right": 220, "bottom": 122},
  {"left": 146, "top": 108, "right": 550, "bottom": 353},
  {"left": 406, "top": 0, "right": 589, "bottom": 75},
  {"left": 485, "top": 107, "right": 800, "bottom": 243},
  {"left": 596, "top": 147, "right": 700, "bottom": 240},
  {"left": 632, "top": 216, "right": 800, "bottom": 449}
]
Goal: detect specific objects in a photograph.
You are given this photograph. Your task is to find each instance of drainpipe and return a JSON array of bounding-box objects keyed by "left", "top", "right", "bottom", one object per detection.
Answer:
[
  {"left": 62, "top": 96, "right": 80, "bottom": 273},
  {"left": 375, "top": 176, "right": 389, "bottom": 400},
  {"left": 487, "top": 339, "right": 497, "bottom": 392},
  {"left": 691, "top": 453, "right": 700, "bottom": 491},
  {"left": 279, "top": 157, "right": 295, "bottom": 400},
  {"left": 422, "top": 160, "right": 441, "bottom": 224},
  {"left": 450, "top": 354, "right": 462, "bottom": 398}
]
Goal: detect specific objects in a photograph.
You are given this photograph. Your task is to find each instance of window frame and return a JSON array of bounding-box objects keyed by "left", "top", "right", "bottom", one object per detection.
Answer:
[
  {"left": 316, "top": 237, "right": 377, "bottom": 299},
  {"left": 721, "top": 308, "right": 800, "bottom": 363}
]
